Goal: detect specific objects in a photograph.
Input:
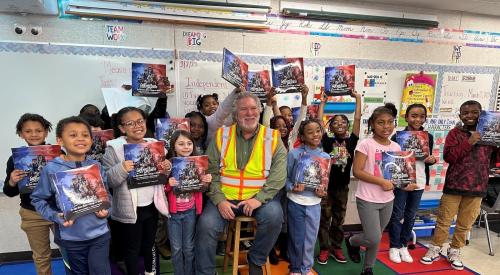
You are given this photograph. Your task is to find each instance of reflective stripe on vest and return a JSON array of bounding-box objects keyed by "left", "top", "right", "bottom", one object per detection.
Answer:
[{"left": 216, "top": 124, "right": 278, "bottom": 200}]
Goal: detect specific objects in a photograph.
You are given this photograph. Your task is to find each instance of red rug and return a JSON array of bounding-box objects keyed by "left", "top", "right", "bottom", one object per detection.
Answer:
[{"left": 376, "top": 233, "right": 479, "bottom": 275}]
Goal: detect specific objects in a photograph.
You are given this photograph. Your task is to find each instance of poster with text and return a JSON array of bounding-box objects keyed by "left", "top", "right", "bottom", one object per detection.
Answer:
[
  {"left": 439, "top": 73, "right": 493, "bottom": 115},
  {"left": 399, "top": 72, "right": 436, "bottom": 126}
]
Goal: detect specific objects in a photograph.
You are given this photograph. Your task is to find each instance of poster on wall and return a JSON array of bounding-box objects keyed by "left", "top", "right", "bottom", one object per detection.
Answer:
[
  {"left": 399, "top": 72, "right": 437, "bottom": 126},
  {"left": 439, "top": 73, "right": 494, "bottom": 115},
  {"left": 360, "top": 71, "right": 388, "bottom": 138}
]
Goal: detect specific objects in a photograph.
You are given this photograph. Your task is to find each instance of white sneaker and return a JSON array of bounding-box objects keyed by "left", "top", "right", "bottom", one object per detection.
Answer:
[
  {"left": 420, "top": 244, "right": 441, "bottom": 265},
  {"left": 447, "top": 247, "right": 464, "bottom": 270},
  {"left": 389, "top": 248, "right": 401, "bottom": 263},
  {"left": 399, "top": 246, "right": 413, "bottom": 263}
]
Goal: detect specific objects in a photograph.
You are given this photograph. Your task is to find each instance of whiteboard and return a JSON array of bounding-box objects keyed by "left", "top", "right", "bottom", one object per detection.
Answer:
[{"left": 0, "top": 45, "right": 175, "bottom": 182}]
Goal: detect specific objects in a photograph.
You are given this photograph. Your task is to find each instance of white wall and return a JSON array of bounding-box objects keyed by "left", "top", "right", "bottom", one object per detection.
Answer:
[{"left": 1, "top": 0, "right": 500, "bottom": 253}]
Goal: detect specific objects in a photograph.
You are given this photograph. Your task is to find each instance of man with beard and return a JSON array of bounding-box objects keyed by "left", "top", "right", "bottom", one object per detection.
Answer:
[{"left": 195, "top": 92, "right": 287, "bottom": 275}]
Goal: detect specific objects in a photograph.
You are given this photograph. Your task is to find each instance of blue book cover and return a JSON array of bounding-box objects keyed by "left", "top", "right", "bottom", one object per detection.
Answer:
[
  {"left": 155, "top": 118, "right": 190, "bottom": 153},
  {"left": 477, "top": 111, "right": 500, "bottom": 146},
  {"left": 171, "top": 155, "right": 208, "bottom": 194},
  {"left": 395, "top": 131, "right": 430, "bottom": 160},
  {"left": 377, "top": 151, "right": 416, "bottom": 189},
  {"left": 124, "top": 141, "right": 166, "bottom": 189},
  {"left": 246, "top": 70, "right": 271, "bottom": 103},
  {"left": 53, "top": 164, "right": 110, "bottom": 221},
  {"left": 324, "top": 65, "right": 355, "bottom": 96},
  {"left": 294, "top": 152, "right": 331, "bottom": 192},
  {"left": 11, "top": 145, "right": 61, "bottom": 194},
  {"left": 132, "top": 62, "right": 173, "bottom": 97},
  {"left": 271, "top": 57, "right": 304, "bottom": 94},
  {"left": 221, "top": 48, "right": 248, "bottom": 88}
]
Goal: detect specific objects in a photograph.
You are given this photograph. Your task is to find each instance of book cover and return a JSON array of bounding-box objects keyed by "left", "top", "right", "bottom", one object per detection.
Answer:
[
  {"left": 246, "top": 70, "right": 271, "bottom": 103},
  {"left": 132, "top": 62, "right": 174, "bottom": 97},
  {"left": 307, "top": 104, "right": 319, "bottom": 119},
  {"left": 377, "top": 151, "right": 416, "bottom": 189},
  {"left": 53, "top": 164, "right": 110, "bottom": 221},
  {"left": 395, "top": 131, "right": 430, "bottom": 160},
  {"left": 171, "top": 155, "right": 209, "bottom": 194},
  {"left": 324, "top": 65, "right": 355, "bottom": 96},
  {"left": 221, "top": 48, "right": 249, "bottom": 88},
  {"left": 124, "top": 141, "right": 166, "bottom": 189},
  {"left": 271, "top": 57, "right": 305, "bottom": 93},
  {"left": 155, "top": 118, "right": 190, "bottom": 153},
  {"left": 477, "top": 111, "right": 500, "bottom": 146},
  {"left": 295, "top": 152, "right": 331, "bottom": 192},
  {"left": 11, "top": 145, "right": 61, "bottom": 194},
  {"left": 87, "top": 129, "right": 114, "bottom": 162}
]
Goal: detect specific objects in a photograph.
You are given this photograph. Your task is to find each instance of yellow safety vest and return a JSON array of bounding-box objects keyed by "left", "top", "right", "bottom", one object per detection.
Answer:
[{"left": 216, "top": 124, "right": 279, "bottom": 200}]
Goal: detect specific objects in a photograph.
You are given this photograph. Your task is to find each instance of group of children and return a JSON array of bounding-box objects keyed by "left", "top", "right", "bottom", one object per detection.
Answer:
[{"left": 3, "top": 82, "right": 496, "bottom": 275}]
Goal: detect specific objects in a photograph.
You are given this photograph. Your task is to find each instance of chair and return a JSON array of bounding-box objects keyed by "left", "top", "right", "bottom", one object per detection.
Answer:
[
  {"left": 223, "top": 216, "right": 272, "bottom": 275},
  {"left": 478, "top": 194, "right": 500, "bottom": 256}
]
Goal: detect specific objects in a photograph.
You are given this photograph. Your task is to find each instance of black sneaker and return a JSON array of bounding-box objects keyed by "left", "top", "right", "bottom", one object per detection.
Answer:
[
  {"left": 216, "top": 240, "right": 226, "bottom": 256},
  {"left": 345, "top": 234, "right": 361, "bottom": 263},
  {"left": 361, "top": 268, "right": 373, "bottom": 275}
]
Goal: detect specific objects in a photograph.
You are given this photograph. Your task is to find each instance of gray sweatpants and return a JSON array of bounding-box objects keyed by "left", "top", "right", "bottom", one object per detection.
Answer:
[{"left": 350, "top": 198, "right": 394, "bottom": 269}]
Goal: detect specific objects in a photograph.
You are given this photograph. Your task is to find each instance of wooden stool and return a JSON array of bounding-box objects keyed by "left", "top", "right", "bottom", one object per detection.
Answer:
[{"left": 223, "top": 216, "right": 272, "bottom": 275}]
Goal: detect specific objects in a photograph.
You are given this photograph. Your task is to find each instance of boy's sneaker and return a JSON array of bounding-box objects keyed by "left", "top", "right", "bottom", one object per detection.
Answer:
[
  {"left": 400, "top": 247, "right": 413, "bottom": 263},
  {"left": 316, "top": 249, "right": 329, "bottom": 265},
  {"left": 331, "top": 248, "right": 347, "bottom": 263},
  {"left": 389, "top": 248, "right": 401, "bottom": 263},
  {"left": 360, "top": 268, "right": 373, "bottom": 275},
  {"left": 447, "top": 247, "right": 464, "bottom": 270},
  {"left": 420, "top": 244, "right": 441, "bottom": 265},
  {"left": 344, "top": 234, "right": 361, "bottom": 263}
]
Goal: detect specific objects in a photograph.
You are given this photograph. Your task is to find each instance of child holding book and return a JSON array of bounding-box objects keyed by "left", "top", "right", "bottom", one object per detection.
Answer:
[
  {"left": 420, "top": 100, "right": 497, "bottom": 270},
  {"left": 286, "top": 119, "right": 330, "bottom": 275},
  {"left": 347, "top": 103, "right": 400, "bottom": 275},
  {"left": 102, "top": 107, "right": 170, "bottom": 275},
  {"left": 164, "top": 130, "right": 212, "bottom": 275},
  {"left": 31, "top": 116, "right": 111, "bottom": 274},
  {"left": 317, "top": 90, "right": 361, "bottom": 265},
  {"left": 3, "top": 113, "right": 54, "bottom": 274},
  {"left": 388, "top": 103, "right": 436, "bottom": 263}
]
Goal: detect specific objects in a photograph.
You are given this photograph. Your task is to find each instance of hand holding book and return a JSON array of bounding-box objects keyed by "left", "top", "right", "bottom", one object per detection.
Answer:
[
  {"left": 469, "top": 131, "right": 481, "bottom": 145},
  {"left": 8, "top": 169, "right": 26, "bottom": 187},
  {"left": 58, "top": 213, "right": 74, "bottom": 227},
  {"left": 381, "top": 179, "right": 395, "bottom": 191},
  {"left": 95, "top": 209, "right": 109, "bottom": 219},
  {"left": 292, "top": 183, "right": 305, "bottom": 192},
  {"left": 122, "top": 160, "right": 134, "bottom": 172}
]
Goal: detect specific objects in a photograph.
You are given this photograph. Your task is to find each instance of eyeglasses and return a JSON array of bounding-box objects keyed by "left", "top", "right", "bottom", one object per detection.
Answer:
[{"left": 122, "top": 119, "right": 146, "bottom": 128}]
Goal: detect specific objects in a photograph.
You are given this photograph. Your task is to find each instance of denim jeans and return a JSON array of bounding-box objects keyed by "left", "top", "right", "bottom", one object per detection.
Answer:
[
  {"left": 287, "top": 199, "right": 321, "bottom": 274},
  {"left": 194, "top": 198, "right": 283, "bottom": 275},
  {"left": 389, "top": 189, "right": 424, "bottom": 248},
  {"left": 59, "top": 232, "right": 111, "bottom": 275},
  {"left": 167, "top": 208, "right": 196, "bottom": 275}
]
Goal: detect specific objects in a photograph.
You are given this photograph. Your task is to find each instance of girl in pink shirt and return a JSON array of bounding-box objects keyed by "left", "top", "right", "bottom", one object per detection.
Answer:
[
  {"left": 345, "top": 103, "right": 400, "bottom": 275},
  {"left": 165, "top": 130, "right": 212, "bottom": 275}
]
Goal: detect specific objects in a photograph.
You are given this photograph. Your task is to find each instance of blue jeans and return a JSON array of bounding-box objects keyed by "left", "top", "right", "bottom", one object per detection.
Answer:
[
  {"left": 59, "top": 232, "right": 111, "bottom": 275},
  {"left": 389, "top": 189, "right": 424, "bottom": 248},
  {"left": 287, "top": 199, "right": 320, "bottom": 274},
  {"left": 195, "top": 199, "right": 283, "bottom": 275},
  {"left": 167, "top": 208, "right": 196, "bottom": 275}
]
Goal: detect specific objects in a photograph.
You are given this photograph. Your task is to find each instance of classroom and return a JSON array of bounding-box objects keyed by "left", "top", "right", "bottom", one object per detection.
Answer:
[{"left": 1, "top": 0, "right": 500, "bottom": 275}]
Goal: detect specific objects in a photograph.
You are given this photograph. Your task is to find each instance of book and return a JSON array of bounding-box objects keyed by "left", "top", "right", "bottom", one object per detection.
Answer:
[
  {"left": 155, "top": 118, "right": 190, "bottom": 153},
  {"left": 246, "top": 70, "right": 271, "bottom": 103},
  {"left": 324, "top": 65, "right": 355, "bottom": 96},
  {"left": 132, "top": 62, "right": 174, "bottom": 97},
  {"left": 395, "top": 131, "right": 430, "bottom": 160},
  {"left": 124, "top": 141, "right": 167, "bottom": 189},
  {"left": 53, "top": 164, "right": 110, "bottom": 221},
  {"left": 477, "top": 111, "right": 500, "bottom": 146},
  {"left": 295, "top": 152, "right": 331, "bottom": 192},
  {"left": 377, "top": 151, "right": 416, "bottom": 189},
  {"left": 171, "top": 155, "right": 209, "bottom": 194},
  {"left": 87, "top": 129, "right": 114, "bottom": 162},
  {"left": 306, "top": 104, "right": 319, "bottom": 119},
  {"left": 221, "top": 48, "right": 248, "bottom": 88},
  {"left": 11, "top": 145, "right": 61, "bottom": 194},
  {"left": 271, "top": 57, "right": 304, "bottom": 93}
]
